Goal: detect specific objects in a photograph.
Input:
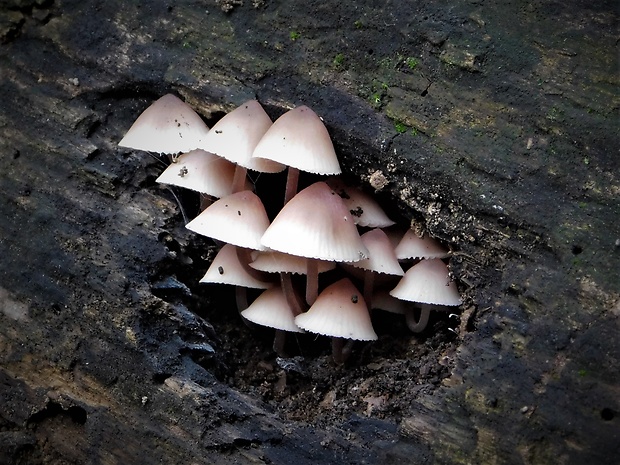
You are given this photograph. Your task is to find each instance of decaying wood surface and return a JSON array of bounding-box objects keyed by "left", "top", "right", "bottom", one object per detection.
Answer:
[{"left": 1, "top": 1, "right": 618, "bottom": 464}]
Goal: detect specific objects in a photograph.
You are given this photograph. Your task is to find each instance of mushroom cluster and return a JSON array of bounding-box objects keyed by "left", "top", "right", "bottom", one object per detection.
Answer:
[{"left": 120, "top": 94, "right": 462, "bottom": 363}]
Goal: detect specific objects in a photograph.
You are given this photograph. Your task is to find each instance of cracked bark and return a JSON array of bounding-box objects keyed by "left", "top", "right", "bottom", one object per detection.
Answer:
[{"left": 1, "top": 1, "right": 618, "bottom": 464}]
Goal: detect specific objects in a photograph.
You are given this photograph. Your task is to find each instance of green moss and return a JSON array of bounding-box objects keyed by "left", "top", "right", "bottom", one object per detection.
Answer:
[
  {"left": 289, "top": 30, "right": 301, "bottom": 41},
  {"left": 360, "top": 80, "right": 390, "bottom": 109},
  {"left": 370, "top": 93, "right": 382, "bottom": 107},
  {"left": 332, "top": 53, "right": 345, "bottom": 70},
  {"left": 546, "top": 106, "right": 563, "bottom": 121},
  {"left": 379, "top": 56, "right": 393, "bottom": 69},
  {"left": 405, "top": 57, "right": 419, "bottom": 69},
  {"left": 394, "top": 121, "right": 408, "bottom": 133}
]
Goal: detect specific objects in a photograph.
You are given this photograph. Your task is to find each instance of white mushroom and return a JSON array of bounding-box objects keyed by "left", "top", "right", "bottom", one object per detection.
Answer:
[
  {"left": 261, "top": 181, "right": 368, "bottom": 305},
  {"left": 119, "top": 94, "right": 210, "bottom": 155},
  {"left": 389, "top": 258, "right": 461, "bottom": 332},
  {"left": 295, "top": 278, "right": 377, "bottom": 363},
  {"left": 199, "top": 100, "right": 284, "bottom": 192},
  {"left": 253, "top": 105, "right": 341, "bottom": 204},
  {"left": 241, "top": 287, "right": 304, "bottom": 356}
]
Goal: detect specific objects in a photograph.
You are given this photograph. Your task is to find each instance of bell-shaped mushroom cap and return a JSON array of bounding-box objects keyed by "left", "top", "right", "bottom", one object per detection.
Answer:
[
  {"left": 200, "top": 244, "right": 272, "bottom": 288},
  {"left": 371, "top": 290, "right": 407, "bottom": 314},
  {"left": 261, "top": 182, "right": 368, "bottom": 262},
  {"left": 186, "top": 190, "right": 270, "bottom": 250},
  {"left": 119, "top": 94, "right": 210, "bottom": 154},
  {"left": 390, "top": 259, "right": 461, "bottom": 306},
  {"left": 250, "top": 251, "right": 336, "bottom": 275},
  {"left": 350, "top": 229, "right": 404, "bottom": 275},
  {"left": 156, "top": 149, "right": 249, "bottom": 197},
  {"left": 294, "top": 278, "right": 377, "bottom": 341},
  {"left": 199, "top": 100, "right": 285, "bottom": 173},
  {"left": 252, "top": 105, "right": 341, "bottom": 175},
  {"left": 241, "top": 287, "right": 304, "bottom": 333},
  {"left": 326, "top": 178, "right": 395, "bottom": 228},
  {"left": 394, "top": 229, "right": 450, "bottom": 260}
]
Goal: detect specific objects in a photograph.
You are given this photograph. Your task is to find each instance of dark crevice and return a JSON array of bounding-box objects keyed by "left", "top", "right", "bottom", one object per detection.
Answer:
[
  {"left": 27, "top": 401, "right": 87, "bottom": 426},
  {"left": 600, "top": 408, "right": 614, "bottom": 421},
  {"left": 152, "top": 372, "right": 172, "bottom": 384}
]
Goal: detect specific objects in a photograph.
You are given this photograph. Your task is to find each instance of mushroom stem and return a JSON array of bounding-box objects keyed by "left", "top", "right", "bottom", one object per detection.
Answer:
[
  {"left": 283, "top": 167, "right": 300, "bottom": 205},
  {"left": 236, "top": 246, "right": 270, "bottom": 283},
  {"left": 273, "top": 329, "right": 287, "bottom": 357},
  {"left": 235, "top": 286, "right": 254, "bottom": 329},
  {"left": 331, "top": 337, "right": 355, "bottom": 364},
  {"left": 235, "top": 286, "right": 249, "bottom": 313},
  {"left": 199, "top": 193, "right": 213, "bottom": 211},
  {"left": 165, "top": 187, "right": 189, "bottom": 224},
  {"left": 305, "top": 259, "right": 319, "bottom": 306},
  {"left": 281, "top": 272, "right": 306, "bottom": 316},
  {"left": 362, "top": 271, "right": 375, "bottom": 310},
  {"left": 405, "top": 303, "right": 431, "bottom": 333},
  {"left": 231, "top": 165, "right": 248, "bottom": 193}
]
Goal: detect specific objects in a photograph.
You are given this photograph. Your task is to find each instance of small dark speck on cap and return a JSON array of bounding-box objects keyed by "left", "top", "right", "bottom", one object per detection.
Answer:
[
  {"left": 218, "top": 266, "right": 224, "bottom": 275},
  {"left": 351, "top": 295, "right": 358, "bottom": 304}
]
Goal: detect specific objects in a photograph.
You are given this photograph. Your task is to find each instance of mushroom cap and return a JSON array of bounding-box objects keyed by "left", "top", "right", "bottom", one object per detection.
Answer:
[
  {"left": 350, "top": 229, "right": 404, "bottom": 276},
  {"left": 294, "top": 278, "right": 377, "bottom": 341},
  {"left": 199, "top": 100, "right": 285, "bottom": 173},
  {"left": 156, "top": 149, "right": 250, "bottom": 197},
  {"left": 390, "top": 259, "right": 461, "bottom": 306},
  {"left": 250, "top": 251, "right": 336, "bottom": 275},
  {"left": 252, "top": 105, "right": 341, "bottom": 175},
  {"left": 200, "top": 244, "right": 272, "bottom": 289},
  {"left": 371, "top": 290, "right": 408, "bottom": 314},
  {"left": 261, "top": 182, "right": 368, "bottom": 262},
  {"left": 241, "top": 287, "right": 304, "bottom": 333},
  {"left": 394, "top": 229, "right": 450, "bottom": 260},
  {"left": 326, "top": 178, "right": 395, "bottom": 228},
  {"left": 339, "top": 262, "right": 400, "bottom": 286},
  {"left": 119, "top": 94, "right": 210, "bottom": 154},
  {"left": 186, "top": 190, "right": 270, "bottom": 250}
]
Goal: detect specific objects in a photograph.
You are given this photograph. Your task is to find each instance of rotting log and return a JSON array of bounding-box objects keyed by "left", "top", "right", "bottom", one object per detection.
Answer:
[{"left": 1, "top": 1, "right": 618, "bottom": 464}]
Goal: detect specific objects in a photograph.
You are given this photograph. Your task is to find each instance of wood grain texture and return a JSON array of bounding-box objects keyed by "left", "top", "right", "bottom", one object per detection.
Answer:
[{"left": 1, "top": 1, "right": 618, "bottom": 464}]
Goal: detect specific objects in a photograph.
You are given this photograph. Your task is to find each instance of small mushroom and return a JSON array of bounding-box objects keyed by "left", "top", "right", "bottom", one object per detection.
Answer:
[
  {"left": 370, "top": 289, "right": 409, "bottom": 315},
  {"left": 119, "top": 94, "right": 210, "bottom": 155},
  {"left": 250, "top": 250, "right": 335, "bottom": 275},
  {"left": 155, "top": 149, "right": 251, "bottom": 200},
  {"left": 261, "top": 181, "right": 368, "bottom": 305},
  {"left": 294, "top": 278, "right": 377, "bottom": 364},
  {"left": 199, "top": 100, "right": 284, "bottom": 192},
  {"left": 326, "top": 177, "right": 395, "bottom": 228},
  {"left": 186, "top": 190, "right": 270, "bottom": 281},
  {"left": 250, "top": 250, "right": 335, "bottom": 320},
  {"left": 389, "top": 258, "right": 461, "bottom": 333},
  {"left": 240, "top": 287, "right": 304, "bottom": 356},
  {"left": 186, "top": 190, "right": 269, "bottom": 250},
  {"left": 347, "top": 228, "right": 404, "bottom": 308},
  {"left": 253, "top": 105, "right": 341, "bottom": 204},
  {"left": 394, "top": 229, "right": 450, "bottom": 261},
  {"left": 200, "top": 243, "right": 273, "bottom": 311}
]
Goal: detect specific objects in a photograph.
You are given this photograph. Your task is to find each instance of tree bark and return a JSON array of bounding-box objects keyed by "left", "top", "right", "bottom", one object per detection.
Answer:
[{"left": 1, "top": 1, "right": 618, "bottom": 464}]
